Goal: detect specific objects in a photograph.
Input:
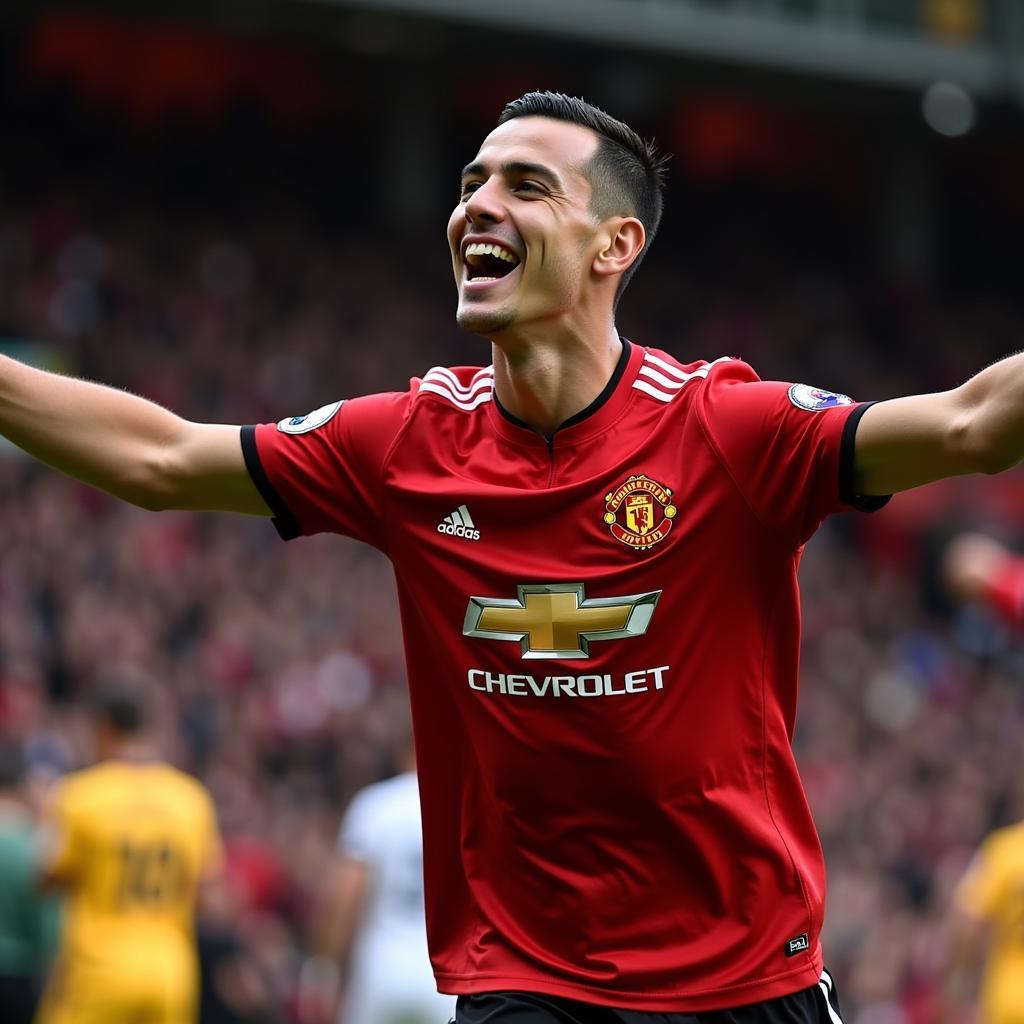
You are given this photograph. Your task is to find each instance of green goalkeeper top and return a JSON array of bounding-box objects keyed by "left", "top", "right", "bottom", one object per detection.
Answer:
[{"left": 0, "top": 802, "right": 59, "bottom": 979}]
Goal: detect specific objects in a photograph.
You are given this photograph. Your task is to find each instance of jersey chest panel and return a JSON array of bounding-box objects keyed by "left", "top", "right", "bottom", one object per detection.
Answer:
[{"left": 382, "top": 398, "right": 781, "bottom": 780}]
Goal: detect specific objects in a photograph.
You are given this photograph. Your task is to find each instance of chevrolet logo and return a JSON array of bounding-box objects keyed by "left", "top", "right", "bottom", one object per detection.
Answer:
[{"left": 463, "top": 583, "right": 661, "bottom": 660}]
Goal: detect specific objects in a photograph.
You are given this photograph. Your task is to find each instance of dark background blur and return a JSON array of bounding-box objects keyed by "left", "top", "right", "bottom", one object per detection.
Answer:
[{"left": 1, "top": 2, "right": 1023, "bottom": 1022}]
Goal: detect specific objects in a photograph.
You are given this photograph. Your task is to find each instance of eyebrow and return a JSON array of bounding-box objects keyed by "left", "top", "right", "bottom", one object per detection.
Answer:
[{"left": 459, "top": 160, "right": 563, "bottom": 189}]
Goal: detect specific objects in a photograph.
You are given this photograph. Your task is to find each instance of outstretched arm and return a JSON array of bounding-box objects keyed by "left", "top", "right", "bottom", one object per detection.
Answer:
[
  {"left": 853, "top": 351, "right": 1024, "bottom": 495},
  {"left": 0, "top": 354, "right": 270, "bottom": 514}
]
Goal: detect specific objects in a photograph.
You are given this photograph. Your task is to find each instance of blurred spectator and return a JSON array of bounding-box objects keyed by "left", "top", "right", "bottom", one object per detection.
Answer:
[
  {"left": 311, "top": 721, "right": 455, "bottom": 1024},
  {"left": 943, "top": 819, "right": 1024, "bottom": 1024},
  {"left": 35, "top": 686, "right": 223, "bottom": 1024},
  {"left": 0, "top": 737, "right": 59, "bottom": 1024},
  {"left": 944, "top": 533, "right": 1024, "bottom": 626}
]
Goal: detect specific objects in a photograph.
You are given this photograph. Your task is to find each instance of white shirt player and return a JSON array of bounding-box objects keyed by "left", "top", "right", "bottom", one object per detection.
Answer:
[{"left": 338, "top": 771, "right": 456, "bottom": 1024}]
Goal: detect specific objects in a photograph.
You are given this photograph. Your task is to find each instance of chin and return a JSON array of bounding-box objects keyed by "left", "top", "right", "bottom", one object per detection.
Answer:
[{"left": 456, "top": 303, "right": 516, "bottom": 337}]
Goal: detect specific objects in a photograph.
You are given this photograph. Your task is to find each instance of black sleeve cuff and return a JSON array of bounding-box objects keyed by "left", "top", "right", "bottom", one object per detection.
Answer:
[
  {"left": 839, "top": 403, "right": 892, "bottom": 513},
  {"left": 240, "top": 425, "right": 303, "bottom": 541}
]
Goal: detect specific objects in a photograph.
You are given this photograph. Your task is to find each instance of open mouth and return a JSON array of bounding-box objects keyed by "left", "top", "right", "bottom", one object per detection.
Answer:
[{"left": 463, "top": 241, "right": 521, "bottom": 284}]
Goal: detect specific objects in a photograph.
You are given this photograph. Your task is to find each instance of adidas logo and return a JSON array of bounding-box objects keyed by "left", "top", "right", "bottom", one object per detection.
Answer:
[{"left": 437, "top": 504, "right": 480, "bottom": 541}]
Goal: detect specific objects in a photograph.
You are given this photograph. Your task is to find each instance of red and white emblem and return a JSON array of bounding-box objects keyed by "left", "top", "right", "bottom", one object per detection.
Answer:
[{"left": 603, "top": 474, "right": 677, "bottom": 551}]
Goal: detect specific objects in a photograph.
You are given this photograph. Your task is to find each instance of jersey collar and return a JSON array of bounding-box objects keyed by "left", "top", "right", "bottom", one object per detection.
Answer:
[{"left": 488, "top": 338, "right": 643, "bottom": 448}]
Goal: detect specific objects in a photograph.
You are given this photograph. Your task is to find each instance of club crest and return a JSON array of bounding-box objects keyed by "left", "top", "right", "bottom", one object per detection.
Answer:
[{"left": 603, "top": 474, "right": 677, "bottom": 551}]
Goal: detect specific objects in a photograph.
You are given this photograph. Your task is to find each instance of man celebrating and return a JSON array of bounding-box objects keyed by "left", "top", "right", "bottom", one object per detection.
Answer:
[{"left": 1, "top": 92, "right": 1023, "bottom": 1022}]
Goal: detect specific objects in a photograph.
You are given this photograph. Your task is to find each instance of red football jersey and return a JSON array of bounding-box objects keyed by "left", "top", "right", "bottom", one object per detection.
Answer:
[{"left": 243, "top": 340, "right": 884, "bottom": 1011}]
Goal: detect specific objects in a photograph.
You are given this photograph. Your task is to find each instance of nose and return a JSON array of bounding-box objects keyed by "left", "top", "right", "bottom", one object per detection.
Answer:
[{"left": 463, "top": 179, "right": 505, "bottom": 226}]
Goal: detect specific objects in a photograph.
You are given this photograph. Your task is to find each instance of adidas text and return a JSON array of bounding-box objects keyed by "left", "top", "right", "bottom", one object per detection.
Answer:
[{"left": 438, "top": 522, "right": 480, "bottom": 541}]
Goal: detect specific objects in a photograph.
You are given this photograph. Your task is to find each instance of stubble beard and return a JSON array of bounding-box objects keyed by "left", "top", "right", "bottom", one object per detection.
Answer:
[{"left": 456, "top": 301, "right": 516, "bottom": 338}]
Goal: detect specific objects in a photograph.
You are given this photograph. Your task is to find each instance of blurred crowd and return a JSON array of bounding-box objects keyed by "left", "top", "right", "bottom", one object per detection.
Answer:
[{"left": 0, "top": 94, "right": 1023, "bottom": 1024}]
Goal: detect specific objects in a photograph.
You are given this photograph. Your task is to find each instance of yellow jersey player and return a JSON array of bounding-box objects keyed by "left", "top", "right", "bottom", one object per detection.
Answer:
[
  {"left": 35, "top": 687, "right": 222, "bottom": 1024},
  {"left": 947, "top": 821, "right": 1024, "bottom": 1024}
]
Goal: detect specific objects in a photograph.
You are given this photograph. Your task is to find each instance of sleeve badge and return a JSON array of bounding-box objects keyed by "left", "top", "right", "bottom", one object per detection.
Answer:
[
  {"left": 276, "top": 400, "right": 343, "bottom": 434},
  {"left": 787, "top": 383, "right": 854, "bottom": 413}
]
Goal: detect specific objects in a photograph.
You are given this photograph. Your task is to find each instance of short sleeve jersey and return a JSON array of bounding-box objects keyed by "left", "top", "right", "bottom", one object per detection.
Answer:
[
  {"left": 44, "top": 761, "right": 221, "bottom": 995},
  {"left": 956, "top": 822, "right": 1024, "bottom": 1023},
  {"left": 244, "top": 341, "right": 884, "bottom": 1011}
]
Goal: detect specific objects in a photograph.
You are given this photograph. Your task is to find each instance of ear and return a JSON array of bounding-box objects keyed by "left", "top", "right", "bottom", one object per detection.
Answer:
[{"left": 592, "top": 217, "right": 646, "bottom": 281}]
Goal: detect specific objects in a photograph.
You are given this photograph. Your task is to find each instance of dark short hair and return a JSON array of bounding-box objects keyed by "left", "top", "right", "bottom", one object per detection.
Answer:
[
  {"left": 497, "top": 91, "right": 668, "bottom": 302},
  {"left": 91, "top": 685, "right": 149, "bottom": 737}
]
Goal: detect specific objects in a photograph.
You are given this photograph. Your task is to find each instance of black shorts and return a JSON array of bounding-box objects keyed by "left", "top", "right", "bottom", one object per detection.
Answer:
[{"left": 454, "top": 969, "right": 843, "bottom": 1024}]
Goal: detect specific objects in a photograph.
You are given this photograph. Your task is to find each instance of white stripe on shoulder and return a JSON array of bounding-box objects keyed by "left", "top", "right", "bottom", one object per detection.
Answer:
[
  {"left": 637, "top": 364, "right": 691, "bottom": 391},
  {"left": 424, "top": 365, "right": 494, "bottom": 398},
  {"left": 643, "top": 351, "right": 693, "bottom": 381},
  {"left": 419, "top": 380, "right": 493, "bottom": 411},
  {"left": 423, "top": 372, "right": 493, "bottom": 401},
  {"left": 632, "top": 379, "right": 682, "bottom": 403},
  {"left": 632, "top": 354, "right": 731, "bottom": 403}
]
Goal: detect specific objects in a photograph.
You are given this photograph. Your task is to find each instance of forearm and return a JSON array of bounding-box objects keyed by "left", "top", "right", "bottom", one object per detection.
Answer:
[
  {"left": 855, "top": 350, "right": 1024, "bottom": 495},
  {"left": 955, "top": 350, "right": 1024, "bottom": 474},
  {"left": 1, "top": 353, "right": 211, "bottom": 509},
  {"left": 1, "top": 353, "right": 266, "bottom": 514},
  {"left": 311, "top": 858, "right": 368, "bottom": 972}
]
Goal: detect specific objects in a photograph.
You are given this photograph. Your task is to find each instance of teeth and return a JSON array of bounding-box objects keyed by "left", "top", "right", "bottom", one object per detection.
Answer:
[{"left": 464, "top": 242, "right": 519, "bottom": 265}]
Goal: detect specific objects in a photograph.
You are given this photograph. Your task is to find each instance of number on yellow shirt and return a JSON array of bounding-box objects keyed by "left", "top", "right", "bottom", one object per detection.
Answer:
[{"left": 117, "top": 840, "right": 186, "bottom": 907}]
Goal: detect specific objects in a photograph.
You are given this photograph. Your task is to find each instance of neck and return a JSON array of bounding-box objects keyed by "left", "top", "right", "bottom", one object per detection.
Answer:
[
  {"left": 490, "top": 323, "right": 623, "bottom": 437},
  {"left": 101, "top": 738, "right": 156, "bottom": 764}
]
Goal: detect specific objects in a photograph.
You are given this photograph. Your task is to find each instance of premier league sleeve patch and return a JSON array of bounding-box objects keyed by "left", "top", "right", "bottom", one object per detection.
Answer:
[
  {"left": 276, "top": 400, "right": 343, "bottom": 434},
  {"left": 787, "top": 383, "right": 854, "bottom": 413}
]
